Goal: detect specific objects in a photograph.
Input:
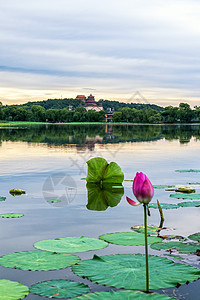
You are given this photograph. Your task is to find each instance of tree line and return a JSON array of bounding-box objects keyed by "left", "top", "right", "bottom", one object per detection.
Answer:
[{"left": 0, "top": 101, "right": 200, "bottom": 123}]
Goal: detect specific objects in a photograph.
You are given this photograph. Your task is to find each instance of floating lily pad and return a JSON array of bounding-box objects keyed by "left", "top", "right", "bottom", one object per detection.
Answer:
[
  {"left": 0, "top": 279, "right": 29, "bottom": 299},
  {"left": 0, "top": 196, "right": 6, "bottom": 202},
  {"left": 174, "top": 188, "right": 195, "bottom": 194},
  {"left": 188, "top": 232, "right": 200, "bottom": 242},
  {"left": 86, "top": 157, "right": 124, "bottom": 184},
  {"left": 188, "top": 182, "right": 200, "bottom": 185},
  {"left": 34, "top": 236, "right": 108, "bottom": 253},
  {"left": 9, "top": 189, "right": 26, "bottom": 196},
  {"left": 153, "top": 185, "right": 173, "bottom": 189},
  {"left": 151, "top": 241, "right": 200, "bottom": 254},
  {"left": 175, "top": 169, "right": 200, "bottom": 173},
  {"left": 149, "top": 203, "right": 178, "bottom": 209},
  {"left": 72, "top": 254, "right": 200, "bottom": 290},
  {"left": 71, "top": 290, "right": 175, "bottom": 299},
  {"left": 0, "top": 213, "right": 24, "bottom": 218},
  {"left": 30, "top": 280, "right": 89, "bottom": 298},
  {"left": 86, "top": 183, "right": 124, "bottom": 211},
  {"left": 99, "top": 232, "right": 161, "bottom": 246},
  {"left": 170, "top": 193, "right": 200, "bottom": 200},
  {"left": 47, "top": 200, "right": 61, "bottom": 203},
  {"left": 0, "top": 250, "right": 80, "bottom": 271},
  {"left": 131, "top": 224, "right": 158, "bottom": 236},
  {"left": 177, "top": 201, "right": 200, "bottom": 207}
]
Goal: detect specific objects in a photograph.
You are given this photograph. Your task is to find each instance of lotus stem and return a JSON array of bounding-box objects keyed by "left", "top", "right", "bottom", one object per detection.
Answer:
[{"left": 144, "top": 203, "right": 149, "bottom": 293}]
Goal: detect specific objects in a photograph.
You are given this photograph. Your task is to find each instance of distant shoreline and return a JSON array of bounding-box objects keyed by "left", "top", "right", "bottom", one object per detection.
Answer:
[{"left": 0, "top": 121, "right": 200, "bottom": 127}]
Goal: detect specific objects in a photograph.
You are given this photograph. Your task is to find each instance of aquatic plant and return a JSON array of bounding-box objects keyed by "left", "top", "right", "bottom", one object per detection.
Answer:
[{"left": 126, "top": 172, "right": 154, "bottom": 293}]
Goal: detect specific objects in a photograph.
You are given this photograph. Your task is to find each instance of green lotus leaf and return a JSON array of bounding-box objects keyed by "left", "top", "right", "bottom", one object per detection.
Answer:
[
  {"left": 188, "top": 232, "right": 200, "bottom": 242},
  {"left": 30, "top": 280, "right": 89, "bottom": 298},
  {"left": 9, "top": 189, "right": 26, "bottom": 196},
  {"left": 0, "top": 213, "right": 24, "bottom": 218},
  {"left": 72, "top": 290, "right": 175, "bottom": 299},
  {"left": 153, "top": 185, "right": 174, "bottom": 189},
  {"left": 131, "top": 224, "right": 158, "bottom": 236},
  {"left": 0, "top": 196, "right": 6, "bottom": 202},
  {"left": 0, "top": 280, "right": 29, "bottom": 300},
  {"left": 151, "top": 241, "right": 200, "bottom": 253},
  {"left": 0, "top": 250, "right": 79, "bottom": 271},
  {"left": 86, "top": 183, "right": 124, "bottom": 211},
  {"left": 99, "top": 232, "right": 161, "bottom": 246},
  {"left": 170, "top": 193, "right": 200, "bottom": 200},
  {"left": 188, "top": 182, "right": 200, "bottom": 185},
  {"left": 149, "top": 203, "right": 178, "bottom": 209},
  {"left": 174, "top": 188, "right": 195, "bottom": 194},
  {"left": 34, "top": 236, "right": 108, "bottom": 253},
  {"left": 102, "top": 161, "right": 124, "bottom": 184},
  {"left": 86, "top": 157, "right": 124, "bottom": 184},
  {"left": 72, "top": 254, "right": 200, "bottom": 290},
  {"left": 177, "top": 201, "right": 200, "bottom": 207},
  {"left": 47, "top": 200, "right": 61, "bottom": 203},
  {"left": 175, "top": 169, "right": 200, "bottom": 173}
]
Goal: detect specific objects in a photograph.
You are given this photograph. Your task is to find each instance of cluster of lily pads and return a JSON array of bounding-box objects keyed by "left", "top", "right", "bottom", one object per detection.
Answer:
[
  {"left": 0, "top": 189, "right": 26, "bottom": 219},
  {"left": 0, "top": 231, "right": 199, "bottom": 299},
  {"left": 0, "top": 161, "right": 200, "bottom": 299}
]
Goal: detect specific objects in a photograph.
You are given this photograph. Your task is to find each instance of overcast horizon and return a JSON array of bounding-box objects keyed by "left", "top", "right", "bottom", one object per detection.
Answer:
[{"left": 1, "top": 0, "right": 200, "bottom": 107}]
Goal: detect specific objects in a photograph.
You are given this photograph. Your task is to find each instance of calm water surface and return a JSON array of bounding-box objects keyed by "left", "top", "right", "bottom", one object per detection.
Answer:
[{"left": 0, "top": 124, "right": 199, "bottom": 299}]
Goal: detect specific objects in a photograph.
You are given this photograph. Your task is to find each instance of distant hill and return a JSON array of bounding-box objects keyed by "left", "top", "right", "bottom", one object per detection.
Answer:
[
  {"left": 15, "top": 98, "right": 163, "bottom": 111},
  {"left": 99, "top": 99, "right": 163, "bottom": 112}
]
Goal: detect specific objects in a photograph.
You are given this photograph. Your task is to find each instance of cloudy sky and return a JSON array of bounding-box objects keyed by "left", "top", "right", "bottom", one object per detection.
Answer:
[{"left": 0, "top": 0, "right": 200, "bottom": 107}]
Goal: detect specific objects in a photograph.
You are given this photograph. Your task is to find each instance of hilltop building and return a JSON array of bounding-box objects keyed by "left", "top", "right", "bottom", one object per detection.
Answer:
[
  {"left": 75, "top": 95, "right": 86, "bottom": 102},
  {"left": 76, "top": 94, "right": 103, "bottom": 112}
]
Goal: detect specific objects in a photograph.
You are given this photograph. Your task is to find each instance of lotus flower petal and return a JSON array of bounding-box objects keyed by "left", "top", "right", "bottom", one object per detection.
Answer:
[{"left": 126, "top": 196, "right": 141, "bottom": 206}]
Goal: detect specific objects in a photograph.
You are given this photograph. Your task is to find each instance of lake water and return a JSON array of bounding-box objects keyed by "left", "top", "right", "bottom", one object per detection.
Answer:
[{"left": 0, "top": 124, "right": 199, "bottom": 299}]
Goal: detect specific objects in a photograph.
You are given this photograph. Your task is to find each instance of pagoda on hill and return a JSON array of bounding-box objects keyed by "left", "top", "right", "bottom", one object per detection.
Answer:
[{"left": 76, "top": 94, "right": 103, "bottom": 112}]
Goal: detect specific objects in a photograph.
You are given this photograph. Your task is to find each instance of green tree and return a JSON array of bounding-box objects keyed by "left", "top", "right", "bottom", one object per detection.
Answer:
[
  {"left": 161, "top": 106, "right": 179, "bottom": 123},
  {"left": 112, "top": 111, "right": 122, "bottom": 122},
  {"left": 177, "top": 103, "right": 194, "bottom": 123},
  {"left": 31, "top": 105, "right": 46, "bottom": 122}
]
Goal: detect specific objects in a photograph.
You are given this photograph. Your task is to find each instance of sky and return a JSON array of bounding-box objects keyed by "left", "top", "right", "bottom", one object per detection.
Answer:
[{"left": 0, "top": 0, "right": 200, "bottom": 107}]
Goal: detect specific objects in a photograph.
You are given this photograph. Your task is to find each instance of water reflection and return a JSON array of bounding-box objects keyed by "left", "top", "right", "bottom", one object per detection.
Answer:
[
  {"left": 0, "top": 124, "right": 200, "bottom": 150},
  {"left": 86, "top": 183, "right": 124, "bottom": 211}
]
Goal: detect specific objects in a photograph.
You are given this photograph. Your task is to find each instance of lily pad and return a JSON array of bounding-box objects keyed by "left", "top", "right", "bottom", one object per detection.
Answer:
[
  {"left": 30, "top": 280, "right": 89, "bottom": 298},
  {"left": 0, "top": 213, "right": 24, "bottom": 218},
  {"left": 86, "top": 157, "right": 124, "bottom": 184},
  {"left": 71, "top": 290, "right": 175, "bottom": 299},
  {"left": 151, "top": 241, "right": 200, "bottom": 254},
  {"left": 174, "top": 188, "right": 195, "bottom": 194},
  {"left": 131, "top": 224, "right": 158, "bottom": 236},
  {"left": 175, "top": 169, "right": 200, "bottom": 173},
  {"left": 153, "top": 185, "right": 173, "bottom": 189},
  {"left": 177, "top": 201, "right": 200, "bottom": 207},
  {"left": 99, "top": 232, "right": 161, "bottom": 245},
  {"left": 170, "top": 193, "right": 200, "bottom": 200},
  {"left": 0, "top": 196, "right": 6, "bottom": 202},
  {"left": 9, "top": 189, "right": 26, "bottom": 196},
  {"left": 86, "top": 183, "right": 124, "bottom": 211},
  {"left": 47, "top": 200, "right": 61, "bottom": 203},
  {"left": 149, "top": 203, "right": 178, "bottom": 209},
  {"left": 0, "top": 279, "right": 29, "bottom": 300},
  {"left": 72, "top": 254, "right": 200, "bottom": 290},
  {"left": 34, "top": 236, "right": 108, "bottom": 253},
  {"left": 188, "top": 232, "right": 200, "bottom": 242},
  {"left": 0, "top": 250, "right": 80, "bottom": 271}
]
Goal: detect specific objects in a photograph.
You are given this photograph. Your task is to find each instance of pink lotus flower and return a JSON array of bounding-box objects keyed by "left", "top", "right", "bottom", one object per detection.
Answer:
[{"left": 126, "top": 172, "right": 154, "bottom": 206}]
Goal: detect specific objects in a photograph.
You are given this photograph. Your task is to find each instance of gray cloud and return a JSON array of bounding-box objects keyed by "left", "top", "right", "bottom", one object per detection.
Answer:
[{"left": 0, "top": 0, "right": 200, "bottom": 106}]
